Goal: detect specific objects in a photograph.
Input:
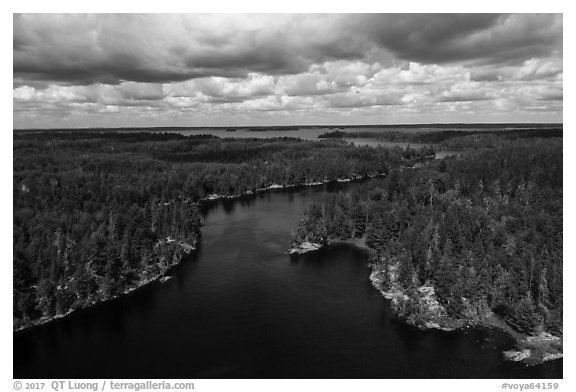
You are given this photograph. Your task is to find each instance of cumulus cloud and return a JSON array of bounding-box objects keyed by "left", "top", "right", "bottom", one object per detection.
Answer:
[
  {"left": 470, "top": 57, "right": 563, "bottom": 82},
  {"left": 371, "top": 63, "right": 468, "bottom": 86},
  {"left": 324, "top": 89, "right": 403, "bottom": 108},
  {"left": 277, "top": 61, "right": 381, "bottom": 97},
  {"left": 13, "top": 13, "right": 563, "bottom": 127},
  {"left": 14, "top": 14, "right": 562, "bottom": 86}
]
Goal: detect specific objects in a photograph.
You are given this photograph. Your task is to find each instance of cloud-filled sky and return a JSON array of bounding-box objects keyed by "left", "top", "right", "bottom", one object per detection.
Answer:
[{"left": 13, "top": 13, "right": 563, "bottom": 128}]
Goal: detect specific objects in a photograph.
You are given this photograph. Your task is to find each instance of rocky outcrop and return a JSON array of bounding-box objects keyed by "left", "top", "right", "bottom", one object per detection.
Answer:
[
  {"left": 289, "top": 241, "right": 322, "bottom": 255},
  {"left": 503, "top": 349, "right": 531, "bottom": 362},
  {"left": 369, "top": 259, "right": 562, "bottom": 365},
  {"left": 503, "top": 332, "right": 563, "bottom": 365},
  {"left": 369, "top": 263, "right": 463, "bottom": 331}
]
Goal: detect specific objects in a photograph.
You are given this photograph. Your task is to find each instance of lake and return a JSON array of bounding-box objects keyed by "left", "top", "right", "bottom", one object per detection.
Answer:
[
  {"left": 151, "top": 127, "right": 436, "bottom": 150},
  {"left": 13, "top": 182, "right": 562, "bottom": 378}
]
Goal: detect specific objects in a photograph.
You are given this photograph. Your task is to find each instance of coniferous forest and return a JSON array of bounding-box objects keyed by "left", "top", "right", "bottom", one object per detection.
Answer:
[
  {"left": 13, "top": 128, "right": 563, "bottom": 365},
  {"left": 13, "top": 131, "right": 426, "bottom": 331},
  {"left": 292, "top": 136, "right": 562, "bottom": 363}
]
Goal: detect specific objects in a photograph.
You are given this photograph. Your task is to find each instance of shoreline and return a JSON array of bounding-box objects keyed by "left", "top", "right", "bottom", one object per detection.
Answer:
[
  {"left": 368, "top": 261, "right": 563, "bottom": 366},
  {"left": 199, "top": 172, "right": 388, "bottom": 204},
  {"left": 14, "top": 172, "right": 387, "bottom": 334},
  {"left": 290, "top": 240, "right": 563, "bottom": 366},
  {"left": 14, "top": 239, "right": 197, "bottom": 334},
  {"left": 289, "top": 236, "right": 369, "bottom": 255}
]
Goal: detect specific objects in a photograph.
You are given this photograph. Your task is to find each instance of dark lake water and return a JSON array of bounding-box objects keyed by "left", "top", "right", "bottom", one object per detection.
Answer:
[{"left": 14, "top": 183, "right": 562, "bottom": 379}]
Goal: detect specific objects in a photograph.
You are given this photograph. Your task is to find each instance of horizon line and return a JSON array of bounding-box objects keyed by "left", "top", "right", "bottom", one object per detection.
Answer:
[{"left": 13, "top": 122, "right": 564, "bottom": 132}]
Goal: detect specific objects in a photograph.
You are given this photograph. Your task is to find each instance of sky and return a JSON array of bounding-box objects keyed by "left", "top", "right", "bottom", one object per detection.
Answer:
[{"left": 12, "top": 13, "right": 563, "bottom": 128}]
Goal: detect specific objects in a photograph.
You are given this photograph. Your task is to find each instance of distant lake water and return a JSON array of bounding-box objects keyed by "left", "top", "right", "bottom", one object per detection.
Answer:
[
  {"left": 158, "top": 127, "right": 376, "bottom": 141},
  {"left": 14, "top": 183, "right": 562, "bottom": 378},
  {"left": 156, "top": 128, "right": 433, "bottom": 148}
]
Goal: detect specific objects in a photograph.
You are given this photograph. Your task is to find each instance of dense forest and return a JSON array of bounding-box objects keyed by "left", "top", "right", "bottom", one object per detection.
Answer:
[
  {"left": 319, "top": 127, "right": 563, "bottom": 150},
  {"left": 13, "top": 131, "right": 428, "bottom": 331},
  {"left": 292, "top": 137, "right": 562, "bottom": 361}
]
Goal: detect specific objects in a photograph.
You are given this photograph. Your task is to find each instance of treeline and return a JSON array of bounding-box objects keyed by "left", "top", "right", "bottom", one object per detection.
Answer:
[
  {"left": 14, "top": 131, "right": 426, "bottom": 330},
  {"left": 293, "top": 138, "right": 562, "bottom": 337},
  {"left": 319, "top": 128, "right": 563, "bottom": 149}
]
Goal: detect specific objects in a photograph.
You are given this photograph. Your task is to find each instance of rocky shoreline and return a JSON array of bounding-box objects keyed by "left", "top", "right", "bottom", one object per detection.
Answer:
[
  {"left": 290, "top": 240, "right": 563, "bottom": 366},
  {"left": 201, "top": 172, "right": 387, "bottom": 204},
  {"left": 289, "top": 240, "right": 323, "bottom": 255},
  {"left": 14, "top": 238, "right": 196, "bottom": 333},
  {"left": 15, "top": 173, "right": 385, "bottom": 333},
  {"left": 289, "top": 236, "right": 369, "bottom": 255},
  {"left": 367, "top": 261, "right": 562, "bottom": 366}
]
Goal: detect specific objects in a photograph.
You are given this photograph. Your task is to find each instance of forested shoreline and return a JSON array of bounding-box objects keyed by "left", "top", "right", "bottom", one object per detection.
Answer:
[
  {"left": 319, "top": 127, "right": 563, "bottom": 151},
  {"left": 13, "top": 131, "right": 429, "bottom": 331},
  {"left": 291, "top": 137, "right": 562, "bottom": 364},
  {"left": 14, "top": 129, "right": 563, "bottom": 366}
]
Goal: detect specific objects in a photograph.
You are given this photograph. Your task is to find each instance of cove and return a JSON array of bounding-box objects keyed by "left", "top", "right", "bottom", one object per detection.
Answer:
[{"left": 14, "top": 183, "right": 562, "bottom": 378}]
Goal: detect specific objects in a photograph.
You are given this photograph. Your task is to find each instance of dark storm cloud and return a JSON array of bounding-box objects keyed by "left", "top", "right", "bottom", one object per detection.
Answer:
[
  {"left": 355, "top": 14, "right": 562, "bottom": 65},
  {"left": 14, "top": 14, "right": 562, "bottom": 87},
  {"left": 13, "top": 14, "right": 367, "bottom": 86},
  {"left": 355, "top": 14, "right": 503, "bottom": 62}
]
